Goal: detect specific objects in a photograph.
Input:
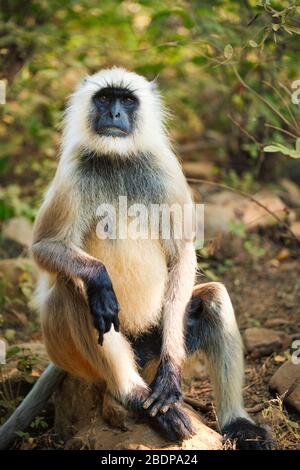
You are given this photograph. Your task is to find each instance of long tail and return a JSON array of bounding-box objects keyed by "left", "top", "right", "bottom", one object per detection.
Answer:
[{"left": 0, "top": 363, "right": 65, "bottom": 450}]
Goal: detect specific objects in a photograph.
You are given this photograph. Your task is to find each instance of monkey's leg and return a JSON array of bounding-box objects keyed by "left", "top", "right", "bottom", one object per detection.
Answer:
[
  {"left": 130, "top": 330, "right": 194, "bottom": 441},
  {"left": 40, "top": 277, "right": 148, "bottom": 402},
  {"left": 185, "top": 282, "right": 273, "bottom": 450},
  {"left": 42, "top": 279, "right": 192, "bottom": 441}
]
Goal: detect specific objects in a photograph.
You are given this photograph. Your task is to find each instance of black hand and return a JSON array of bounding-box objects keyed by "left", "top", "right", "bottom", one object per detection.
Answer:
[
  {"left": 84, "top": 266, "right": 120, "bottom": 345},
  {"left": 143, "top": 358, "right": 182, "bottom": 416}
]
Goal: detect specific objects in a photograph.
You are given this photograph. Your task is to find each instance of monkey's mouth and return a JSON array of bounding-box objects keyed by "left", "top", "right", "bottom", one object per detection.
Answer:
[{"left": 97, "top": 126, "right": 129, "bottom": 138}]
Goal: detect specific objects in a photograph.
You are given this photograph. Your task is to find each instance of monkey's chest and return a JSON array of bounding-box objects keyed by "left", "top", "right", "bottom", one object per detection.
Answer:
[
  {"left": 84, "top": 236, "right": 168, "bottom": 335},
  {"left": 77, "top": 152, "right": 168, "bottom": 207}
]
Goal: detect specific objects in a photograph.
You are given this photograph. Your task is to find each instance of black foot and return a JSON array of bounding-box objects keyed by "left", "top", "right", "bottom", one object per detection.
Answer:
[
  {"left": 151, "top": 404, "right": 196, "bottom": 441},
  {"left": 222, "top": 418, "right": 274, "bottom": 450},
  {"left": 129, "top": 392, "right": 195, "bottom": 441}
]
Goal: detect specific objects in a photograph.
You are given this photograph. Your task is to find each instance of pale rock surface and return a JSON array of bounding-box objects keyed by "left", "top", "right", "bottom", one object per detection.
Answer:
[
  {"left": 269, "top": 360, "right": 300, "bottom": 414},
  {"left": 54, "top": 375, "right": 222, "bottom": 450},
  {"left": 243, "top": 327, "right": 290, "bottom": 357}
]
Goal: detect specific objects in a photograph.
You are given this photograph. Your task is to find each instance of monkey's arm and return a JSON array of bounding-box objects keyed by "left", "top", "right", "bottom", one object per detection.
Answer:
[
  {"left": 144, "top": 239, "right": 196, "bottom": 416},
  {"left": 31, "top": 187, "right": 119, "bottom": 344}
]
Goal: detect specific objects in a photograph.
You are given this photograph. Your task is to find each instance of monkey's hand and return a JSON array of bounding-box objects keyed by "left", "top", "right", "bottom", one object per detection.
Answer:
[
  {"left": 143, "top": 358, "right": 182, "bottom": 417},
  {"left": 84, "top": 266, "right": 120, "bottom": 345}
]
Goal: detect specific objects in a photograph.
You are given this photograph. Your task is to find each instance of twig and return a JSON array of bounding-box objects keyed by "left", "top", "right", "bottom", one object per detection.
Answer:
[
  {"left": 262, "top": 80, "right": 299, "bottom": 132},
  {"left": 187, "top": 177, "right": 300, "bottom": 245},
  {"left": 246, "top": 403, "right": 269, "bottom": 414},
  {"left": 264, "top": 123, "right": 298, "bottom": 140},
  {"left": 227, "top": 114, "right": 261, "bottom": 146},
  {"left": 232, "top": 65, "right": 299, "bottom": 134},
  {"left": 183, "top": 395, "right": 212, "bottom": 412}
]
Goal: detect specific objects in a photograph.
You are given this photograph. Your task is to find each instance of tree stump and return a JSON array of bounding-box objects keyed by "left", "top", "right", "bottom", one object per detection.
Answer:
[{"left": 54, "top": 375, "right": 222, "bottom": 450}]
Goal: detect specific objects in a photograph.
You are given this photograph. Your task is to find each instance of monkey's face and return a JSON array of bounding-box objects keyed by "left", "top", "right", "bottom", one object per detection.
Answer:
[{"left": 91, "top": 87, "right": 139, "bottom": 138}]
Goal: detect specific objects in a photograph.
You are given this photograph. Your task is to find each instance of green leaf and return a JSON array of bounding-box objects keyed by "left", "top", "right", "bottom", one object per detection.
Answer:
[
  {"left": 7, "top": 346, "right": 21, "bottom": 358},
  {"left": 264, "top": 145, "right": 283, "bottom": 153},
  {"left": 284, "top": 25, "right": 300, "bottom": 35},
  {"left": 224, "top": 44, "right": 233, "bottom": 60},
  {"left": 296, "top": 138, "right": 300, "bottom": 152},
  {"left": 264, "top": 144, "right": 300, "bottom": 159},
  {"left": 249, "top": 40, "right": 258, "bottom": 48},
  {"left": 272, "top": 24, "right": 280, "bottom": 32}
]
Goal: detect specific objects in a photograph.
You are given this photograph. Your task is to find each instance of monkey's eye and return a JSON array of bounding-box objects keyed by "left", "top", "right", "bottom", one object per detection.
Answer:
[
  {"left": 99, "top": 95, "right": 108, "bottom": 102},
  {"left": 122, "top": 96, "right": 134, "bottom": 104}
]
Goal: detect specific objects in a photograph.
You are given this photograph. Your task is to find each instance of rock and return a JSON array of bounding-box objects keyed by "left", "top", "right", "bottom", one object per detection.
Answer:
[
  {"left": 290, "top": 221, "right": 300, "bottom": 239},
  {"left": 264, "top": 318, "right": 293, "bottom": 328},
  {"left": 269, "top": 360, "right": 300, "bottom": 414},
  {"left": 2, "top": 217, "right": 33, "bottom": 248},
  {"left": 204, "top": 204, "right": 237, "bottom": 238},
  {"left": 240, "top": 191, "right": 293, "bottom": 230},
  {"left": 55, "top": 375, "right": 222, "bottom": 450},
  {"left": 207, "top": 190, "right": 244, "bottom": 207},
  {"left": 243, "top": 327, "right": 290, "bottom": 357},
  {"left": 280, "top": 178, "right": 300, "bottom": 207},
  {"left": 204, "top": 190, "right": 293, "bottom": 234}
]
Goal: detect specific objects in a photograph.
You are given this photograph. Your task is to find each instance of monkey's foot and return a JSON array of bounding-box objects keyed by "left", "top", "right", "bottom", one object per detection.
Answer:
[
  {"left": 143, "top": 358, "right": 182, "bottom": 416},
  {"left": 129, "top": 388, "right": 195, "bottom": 441},
  {"left": 150, "top": 404, "right": 196, "bottom": 441},
  {"left": 222, "top": 418, "right": 274, "bottom": 450}
]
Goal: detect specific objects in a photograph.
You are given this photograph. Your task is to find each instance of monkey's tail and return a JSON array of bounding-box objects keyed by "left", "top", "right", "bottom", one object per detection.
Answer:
[{"left": 0, "top": 363, "right": 65, "bottom": 450}]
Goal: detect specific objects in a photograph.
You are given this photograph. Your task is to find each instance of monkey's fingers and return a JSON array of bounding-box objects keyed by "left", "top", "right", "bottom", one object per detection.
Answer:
[
  {"left": 113, "top": 316, "right": 120, "bottom": 332},
  {"left": 97, "top": 316, "right": 114, "bottom": 344},
  {"left": 98, "top": 331, "right": 104, "bottom": 345},
  {"left": 173, "top": 404, "right": 196, "bottom": 438},
  {"left": 143, "top": 389, "right": 160, "bottom": 410},
  {"left": 151, "top": 405, "right": 195, "bottom": 441},
  {"left": 160, "top": 395, "right": 181, "bottom": 414},
  {"left": 95, "top": 316, "right": 105, "bottom": 345},
  {"left": 148, "top": 391, "right": 181, "bottom": 417}
]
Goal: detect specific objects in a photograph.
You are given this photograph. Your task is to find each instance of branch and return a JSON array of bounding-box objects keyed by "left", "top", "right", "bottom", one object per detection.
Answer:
[{"left": 0, "top": 363, "right": 66, "bottom": 450}]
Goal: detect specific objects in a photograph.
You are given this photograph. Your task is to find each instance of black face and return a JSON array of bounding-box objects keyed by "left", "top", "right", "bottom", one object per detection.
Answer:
[{"left": 91, "top": 87, "right": 139, "bottom": 138}]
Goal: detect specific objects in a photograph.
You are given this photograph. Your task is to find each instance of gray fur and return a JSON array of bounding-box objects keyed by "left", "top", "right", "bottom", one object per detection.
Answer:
[{"left": 75, "top": 150, "right": 168, "bottom": 206}]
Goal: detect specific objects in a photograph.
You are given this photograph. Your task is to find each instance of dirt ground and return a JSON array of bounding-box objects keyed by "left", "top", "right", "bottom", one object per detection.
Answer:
[
  {"left": 0, "top": 234, "right": 300, "bottom": 450},
  {"left": 183, "top": 240, "right": 300, "bottom": 450}
]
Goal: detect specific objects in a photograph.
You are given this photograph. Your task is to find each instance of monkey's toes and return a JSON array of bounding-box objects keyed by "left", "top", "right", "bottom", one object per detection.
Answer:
[
  {"left": 151, "top": 404, "right": 195, "bottom": 441},
  {"left": 222, "top": 418, "right": 274, "bottom": 450},
  {"left": 143, "top": 389, "right": 182, "bottom": 416}
]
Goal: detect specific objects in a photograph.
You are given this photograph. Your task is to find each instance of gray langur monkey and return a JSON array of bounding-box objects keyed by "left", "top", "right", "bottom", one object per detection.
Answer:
[{"left": 1, "top": 67, "right": 272, "bottom": 450}]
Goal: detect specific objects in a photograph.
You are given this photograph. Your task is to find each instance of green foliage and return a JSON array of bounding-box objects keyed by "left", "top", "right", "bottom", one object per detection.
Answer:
[
  {"left": 264, "top": 138, "right": 300, "bottom": 158},
  {"left": 0, "top": 0, "right": 300, "bottom": 217},
  {"left": 30, "top": 416, "right": 48, "bottom": 430}
]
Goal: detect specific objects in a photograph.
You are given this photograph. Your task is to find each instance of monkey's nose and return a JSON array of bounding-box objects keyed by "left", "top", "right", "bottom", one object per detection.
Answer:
[
  {"left": 110, "top": 111, "right": 120, "bottom": 119},
  {"left": 109, "top": 102, "right": 121, "bottom": 120}
]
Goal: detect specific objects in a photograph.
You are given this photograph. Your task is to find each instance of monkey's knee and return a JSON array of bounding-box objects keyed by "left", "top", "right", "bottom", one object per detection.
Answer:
[
  {"left": 192, "top": 281, "right": 232, "bottom": 311},
  {"left": 185, "top": 282, "right": 237, "bottom": 355}
]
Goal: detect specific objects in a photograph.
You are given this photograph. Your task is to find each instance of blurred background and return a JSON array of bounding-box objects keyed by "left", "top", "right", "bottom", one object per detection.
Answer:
[{"left": 0, "top": 0, "right": 300, "bottom": 450}]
